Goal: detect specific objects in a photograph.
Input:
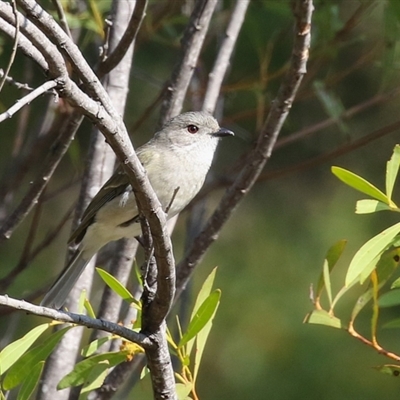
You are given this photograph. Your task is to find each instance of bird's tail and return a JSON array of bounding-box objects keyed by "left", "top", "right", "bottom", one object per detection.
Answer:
[{"left": 40, "top": 250, "right": 90, "bottom": 309}]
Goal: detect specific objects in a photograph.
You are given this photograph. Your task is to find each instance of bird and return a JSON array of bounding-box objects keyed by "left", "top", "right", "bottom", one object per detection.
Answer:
[{"left": 41, "top": 111, "right": 234, "bottom": 308}]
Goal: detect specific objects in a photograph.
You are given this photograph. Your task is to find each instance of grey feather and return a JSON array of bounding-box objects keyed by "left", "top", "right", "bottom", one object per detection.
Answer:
[{"left": 40, "top": 251, "right": 90, "bottom": 309}]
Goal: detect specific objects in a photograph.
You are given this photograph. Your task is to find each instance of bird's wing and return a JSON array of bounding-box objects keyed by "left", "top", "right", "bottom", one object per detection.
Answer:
[{"left": 68, "top": 165, "right": 131, "bottom": 245}]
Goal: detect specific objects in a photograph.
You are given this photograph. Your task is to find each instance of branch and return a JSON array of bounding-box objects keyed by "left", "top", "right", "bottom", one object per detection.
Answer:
[
  {"left": 0, "top": 0, "right": 19, "bottom": 92},
  {"left": 176, "top": 0, "right": 314, "bottom": 296},
  {"left": 14, "top": 2, "right": 175, "bottom": 325},
  {"left": 50, "top": 0, "right": 72, "bottom": 38},
  {"left": 0, "top": 17, "right": 48, "bottom": 72},
  {"left": 202, "top": 0, "right": 250, "bottom": 113},
  {"left": 98, "top": 0, "right": 149, "bottom": 77},
  {"left": 0, "top": 80, "right": 57, "bottom": 123},
  {"left": 0, "top": 110, "right": 82, "bottom": 243},
  {"left": 159, "top": 0, "right": 218, "bottom": 124},
  {"left": 0, "top": 295, "right": 152, "bottom": 348}
]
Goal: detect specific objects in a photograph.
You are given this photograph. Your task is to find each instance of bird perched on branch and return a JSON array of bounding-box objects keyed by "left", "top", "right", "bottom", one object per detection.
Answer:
[{"left": 41, "top": 111, "right": 234, "bottom": 308}]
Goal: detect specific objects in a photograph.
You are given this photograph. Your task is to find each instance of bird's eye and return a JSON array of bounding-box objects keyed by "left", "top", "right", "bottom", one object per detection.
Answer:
[{"left": 187, "top": 125, "right": 199, "bottom": 134}]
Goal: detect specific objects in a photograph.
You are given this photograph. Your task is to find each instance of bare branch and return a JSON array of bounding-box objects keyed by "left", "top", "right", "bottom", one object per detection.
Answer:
[
  {"left": 159, "top": 0, "right": 218, "bottom": 124},
  {"left": 0, "top": 17, "right": 48, "bottom": 71},
  {"left": 50, "top": 0, "right": 72, "bottom": 38},
  {"left": 0, "top": 295, "right": 152, "bottom": 347},
  {"left": 98, "top": 0, "right": 149, "bottom": 78},
  {"left": 176, "top": 0, "right": 314, "bottom": 296},
  {"left": 0, "top": 110, "right": 82, "bottom": 243},
  {"left": 0, "top": 0, "right": 19, "bottom": 92},
  {"left": 202, "top": 0, "right": 250, "bottom": 114},
  {"left": 0, "top": 80, "right": 57, "bottom": 123}
]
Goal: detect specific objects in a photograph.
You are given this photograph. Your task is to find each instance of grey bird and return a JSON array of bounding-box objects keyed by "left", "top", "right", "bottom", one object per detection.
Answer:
[{"left": 41, "top": 111, "right": 233, "bottom": 308}]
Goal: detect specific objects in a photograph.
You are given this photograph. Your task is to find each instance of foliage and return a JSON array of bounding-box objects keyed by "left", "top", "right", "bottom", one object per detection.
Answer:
[
  {"left": 306, "top": 145, "right": 400, "bottom": 376},
  {"left": 0, "top": 269, "right": 220, "bottom": 399}
]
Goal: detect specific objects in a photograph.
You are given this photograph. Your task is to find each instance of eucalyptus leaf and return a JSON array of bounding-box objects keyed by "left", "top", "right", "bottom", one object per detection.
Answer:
[
  {"left": 345, "top": 222, "right": 400, "bottom": 286},
  {"left": 179, "top": 290, "right": 221, "bottom": 348},
  {"left": 3, "top": 326, "right": 71, "bottom": 390},
  {"left": 57, "top": 351, "right": 129, "bottom": 389},
  {"left": 356, "top": 199, "right": 392, "bottom": 214},
  {"left": 0, "top": 323, "right": 50, "bottom": 376},
  {"left": 386, "top": 145, "right": 400, "bottom": 203},
  {"left": 16, "top": 361, "right": 44, "bottom": 400},
  {"left": 304, "top": 310, "right": 345, "bottom": 329},
  {"left": 332, "top": 166, "right": 389, "bottom": 205}
]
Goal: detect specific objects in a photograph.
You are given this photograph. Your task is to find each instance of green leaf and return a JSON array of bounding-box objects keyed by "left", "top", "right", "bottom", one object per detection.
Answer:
[
  {"left": 323, "top": 260, "right": 333, "bottom": 306},
  {"left": 356, "top": 199, "right": 393, "bottom": 214},
  {"left": 96, "top": 268, "right": 140, "bottom": 308},
  {"left": 80, "top": 361, "right": 110, "bottom": 396},
  {"left": 345, "top": 222, "right": 400, "bottom": 286},
  {"left": 0, "top": 323, "right": 50, "bottom": 376},
  {"left": 331, "top": 166, "right": 389, "bottom": 205},
  {"left": 176, "top": 382, "right": 193, "bottom": 400},
  {"left": 3, "top": 326, "right": 71, "bottom": 390},
  {"left": 391, "top": 277, "right": 400, "bottom": 289},
  {"left": 81, "top": 337, "right": 112, "bottom": 357},
  {"left": 179, "top": 290, "right": 221, "bottom": 348},
  {"left": 350, "top": 248, "right": 400, "bottom": 322},
  {"left": 383, "top": 318, "right": 400, "bottom": 329},
  {"left": 57, "top": 351, "right": 129, "bottom": 389},
  {"left": 374, "top": 364, "right": 400, "bottom": 377},
  {"left": 84, "top": 298, "right": 96, "bottom": 319},
  {"left": 316, "top": 240, "right": 347, "bottom": 299},
  {"left": 378, "top": 289, "right": 400, "bottom": 308},
  {"left": 386, "top": 145, "right": 400, "bottom": 203},
  {"left": 304, "top": 310, "right": 345, "bottom": 329},
  {"left": 16, "top": 361, "right": 44, "bottom": 400},
  {"left": 186, "top": 267, "right": 218, "bottom": 356}
]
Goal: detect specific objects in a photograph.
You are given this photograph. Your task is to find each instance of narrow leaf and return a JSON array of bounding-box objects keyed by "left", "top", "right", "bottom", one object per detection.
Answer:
[
  {"left": 332, "top": 166, "right": 389, "bottom": 204},
  {"left": 378, "top": 289, "right": 400, "bottom": 308},
  {"left": 0, "top": 323, "right": 50, "bottom": 375},
  {"left": 57, "top": 351, "right": 129, "bottom": 389},
  {"left": 345, "top": 222, "right": 400, "bottom": 286},
  {"left": 3, "top": 326, "right": 71, "bottom": 390},
  {"left": 304, "top": 310, "right": 345, "bottom": 329},
  {"left": 316, "top": 240, "right": 347, "bottom": 298},
  {"left": 80, "top": 361, "right": 110, "bottom": 395},
  {"left": 16, "top": 361, "right": 44, "bottom": 400},
  {"left": 383, "top": 318, "right": 400, "bottom": 329},
  {"left": 386, "top": 145, "right": 400, "bottom": 202},
  {"left": 96, "top": 268, "right": 141, "bottom": 308},
  {"left": 356, "top": 199, "right": 392, "bottom": 214},
  {"left": 84, "top": 298, "right": 96, "bottom": 319},
  {"left": 323, "top": 260, "right": 333, "bottom": 306},
  {"left": 81, "top": 337, "right": 112, "bottom": 357},
  {"left": 350, "top": 248, "right": 400, "bottom": 323},
  {"left": 186, "top": 267, "right": 218, "bottom": 356},
  {"left": 176, "top": 382, "right": 193, "bottom": 400},
  {"left": 179, "top": 290, "right": 221, "bottom": 348}
]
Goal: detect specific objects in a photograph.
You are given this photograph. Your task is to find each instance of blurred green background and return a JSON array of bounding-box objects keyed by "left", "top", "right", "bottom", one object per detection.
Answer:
[{"left": 2, "top": 0, "right": 400, "bottom": 398}]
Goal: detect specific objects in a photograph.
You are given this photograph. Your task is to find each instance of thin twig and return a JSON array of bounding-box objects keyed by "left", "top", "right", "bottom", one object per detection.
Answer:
[
  {"left": 98, "top": 0, "right": 149, "bottom": 78},
  {"left": 0, "top": 80, "right": 58, "bottom": 123},
  {"left": 175, "top": 0, "right": 314, "bottom": 297},
  {"left": 0, "top": 110, "right": 82, "bottom": 243},
  {"left": 202, "top": 0, "right": 250, "bottom": 113},
  {"left": 0, "top": 0, "right": 19, "bottom": 92},
  {"left": 0, "top": 68, "right": 35, "bottom": 91},
  {"left": 0, "top": 17, "right": 48, "bottom": 72},
  {"left": 51, "top": 0, "right": 72, "bottom": 38},
  {"left": 0, "top": 295, "right": 152, "bottom": 348},
  {"left": 159, "top": 0, "right": 219, "bottom": 125},
  {"left": 276, "top": 85, "right": 400, "bottom": 149},
  {"left": 0, "top": 204, "right": 75, "bottom": 291}
]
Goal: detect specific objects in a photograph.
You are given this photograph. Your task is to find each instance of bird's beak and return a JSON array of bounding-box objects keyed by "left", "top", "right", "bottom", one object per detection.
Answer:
[{"left": 213, "top": 127, "right": 234, "bottom": 138}]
